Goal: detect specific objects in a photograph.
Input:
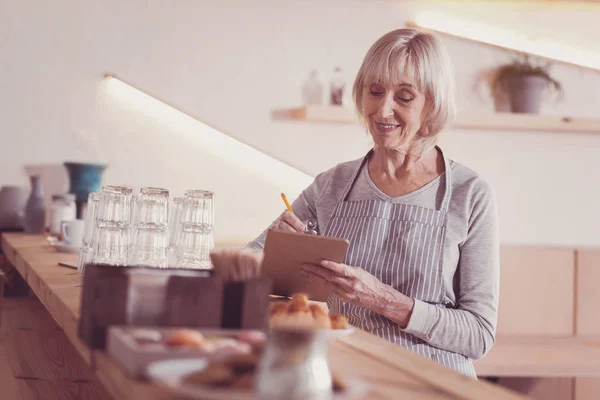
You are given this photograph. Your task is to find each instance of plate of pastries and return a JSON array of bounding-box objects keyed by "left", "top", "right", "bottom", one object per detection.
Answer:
[
  {"left": 268, "top": 293, "right": 354, "bottom": 339},
  {"left": 146, "top": 331, "right": 368, "bottom": 400}
]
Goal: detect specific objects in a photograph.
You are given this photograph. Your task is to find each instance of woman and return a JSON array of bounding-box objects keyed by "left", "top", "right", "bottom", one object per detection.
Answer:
[{"left": 246, "top": 28, "right": 499, "bottom": 379}]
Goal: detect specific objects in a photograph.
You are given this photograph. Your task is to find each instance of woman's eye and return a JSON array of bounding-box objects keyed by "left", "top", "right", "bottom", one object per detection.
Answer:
[
  {"left": 397, "top": 93, "right": 414, "bottom": 103},
  {"left": 369, "top": 85, "right": 384, "bottom": 96}
]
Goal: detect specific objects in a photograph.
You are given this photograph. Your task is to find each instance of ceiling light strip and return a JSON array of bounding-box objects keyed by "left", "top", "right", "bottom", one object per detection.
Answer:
[
  {"left": 411, "top": 11, "right": 600, "bottom": 71},
  {"left": 103, "top": 74, "right": 314, "bottom": 194}
]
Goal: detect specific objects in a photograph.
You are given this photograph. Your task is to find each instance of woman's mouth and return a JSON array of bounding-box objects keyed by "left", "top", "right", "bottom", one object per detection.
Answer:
[{"left": 373, "top": 121, "right": 401, "bottom": 134}]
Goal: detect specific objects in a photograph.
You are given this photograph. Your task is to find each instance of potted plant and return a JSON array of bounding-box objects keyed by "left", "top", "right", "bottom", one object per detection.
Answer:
[{"left": 492, "top": 54, "right": 562, "bottom": 114}]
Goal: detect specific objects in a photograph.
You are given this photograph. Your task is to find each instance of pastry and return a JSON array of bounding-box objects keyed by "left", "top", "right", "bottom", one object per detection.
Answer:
[
  {"left": 268, "top": 293, "right": 349, "bottom": 330},
  {"left": 184, "top": 362, "right": 235, "bottom": 387},
  {"left": 329, "top": 314, "right": 348, "bottom": 330},
  {"left": 230, "top": 372, "right": 255, "bottom": 390},
  {"left": 287, "top": 297, "right": 313, "bottom": 327},
  {"left": 310, "top": 304, "right": 332, "bottom": 329},
  {"left": 166, "top": 329, "right": 206, "bottom": 348},
  {"left": 226, "top": 353, "right": 260, "bottom": 373},
  {"left": 268, "top": 301, "right": 290, "bottom": 328}
]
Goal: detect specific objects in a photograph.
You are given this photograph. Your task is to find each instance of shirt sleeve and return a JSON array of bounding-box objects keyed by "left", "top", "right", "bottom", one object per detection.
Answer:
[
  {"left": 401, "top": 179, "right": 500, "bottom": 360},
  {"left": 246, "top": 170, "right": 332, "bottom": 250}
]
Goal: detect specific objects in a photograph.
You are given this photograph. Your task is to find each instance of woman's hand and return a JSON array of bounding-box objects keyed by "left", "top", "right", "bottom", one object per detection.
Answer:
[
  {"left": 210, "top": 248, "right": 264, "bottom": 281},
  {"left": 300, "top": 260, "right": 415, "bottom": 328},
  {"left": 272, "top": 210, "right": 305, "bottom": 234}
]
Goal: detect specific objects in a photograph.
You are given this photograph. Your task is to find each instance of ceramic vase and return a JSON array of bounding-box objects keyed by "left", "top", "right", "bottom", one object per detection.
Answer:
[{"left": 23, "top": 176, "right": 46, "bottom": 233}]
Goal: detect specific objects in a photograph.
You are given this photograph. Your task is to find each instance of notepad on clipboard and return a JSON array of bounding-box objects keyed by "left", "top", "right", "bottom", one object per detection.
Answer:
[{"left": 261, "top": 229, "right": 350, "bottom": 302}]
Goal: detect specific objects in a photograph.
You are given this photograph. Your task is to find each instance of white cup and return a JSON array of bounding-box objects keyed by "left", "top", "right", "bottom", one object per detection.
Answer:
[{"left": 61, "top": 219, "right": 85, "bottom": 247}]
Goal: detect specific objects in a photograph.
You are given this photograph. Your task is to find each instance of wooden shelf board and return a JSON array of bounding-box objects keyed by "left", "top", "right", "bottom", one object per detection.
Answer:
[
  {"left": 272, "top": 106, "right": 600, "bottom": 133},
  {"left": 474, "top": 335, "right": 600, "bottom": 377}
]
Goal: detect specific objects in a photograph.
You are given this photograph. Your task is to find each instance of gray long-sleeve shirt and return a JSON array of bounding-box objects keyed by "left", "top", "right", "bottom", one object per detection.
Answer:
[{"left": 248, "top": 154, "right": 499, "bottom": 360}]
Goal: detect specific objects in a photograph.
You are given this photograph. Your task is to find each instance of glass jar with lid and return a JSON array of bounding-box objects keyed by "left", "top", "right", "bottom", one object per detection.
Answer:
[{"left": 49, "top": 194, "right": 76, "bottom": 238}]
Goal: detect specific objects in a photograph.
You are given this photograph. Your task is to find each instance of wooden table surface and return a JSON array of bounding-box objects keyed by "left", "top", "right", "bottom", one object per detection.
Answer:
[{"left": 1, "top": 233, "right": 530, "bottom": 400}]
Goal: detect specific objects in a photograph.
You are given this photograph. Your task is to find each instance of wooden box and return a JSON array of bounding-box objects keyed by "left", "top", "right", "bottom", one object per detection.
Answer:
[{"left": 79, "top": 264, "right": 273, "bottom": 349}]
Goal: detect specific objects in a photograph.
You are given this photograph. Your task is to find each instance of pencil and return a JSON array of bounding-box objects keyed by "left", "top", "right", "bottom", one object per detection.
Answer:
[{"left": 280, "top": 193, "right": 294, "bottom": 214}]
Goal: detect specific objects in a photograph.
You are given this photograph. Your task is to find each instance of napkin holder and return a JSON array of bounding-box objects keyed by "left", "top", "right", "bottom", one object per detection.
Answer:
[{"left": 79, "top": 264, "right": 273, "bottom": 349}]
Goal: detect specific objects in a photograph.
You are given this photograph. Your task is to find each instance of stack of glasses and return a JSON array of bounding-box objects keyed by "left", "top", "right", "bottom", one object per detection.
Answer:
[{"left": 77, "top": 185, "right": 214, "bottom": 274}]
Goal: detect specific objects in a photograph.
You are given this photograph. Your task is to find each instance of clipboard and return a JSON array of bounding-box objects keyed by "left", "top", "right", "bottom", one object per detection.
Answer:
[{"left": 261, "top": 229, "right": 350, "bottom": 302}]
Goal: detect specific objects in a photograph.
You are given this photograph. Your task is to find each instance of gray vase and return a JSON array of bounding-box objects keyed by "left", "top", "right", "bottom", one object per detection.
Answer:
[
  {"left": 23, "top": 175, "right": 46, "bottom": 233},
  {"left": 507, "top": 75, "right": 547, "bottom": 114}
]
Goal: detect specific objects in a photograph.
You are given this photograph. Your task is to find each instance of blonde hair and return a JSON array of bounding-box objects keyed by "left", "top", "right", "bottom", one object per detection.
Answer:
[{"left": 353, "top": 28, "right": 456, "bottom": 139}]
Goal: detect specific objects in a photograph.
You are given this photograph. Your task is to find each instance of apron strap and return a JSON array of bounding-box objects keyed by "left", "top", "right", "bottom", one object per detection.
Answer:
[
  {"left": 323, "top": 146, "right": 453, "bottom": 234},
  {"left": 340, "top": 150, "right": 371, "bottom": 202},
  {"left": 322, "top": 152, "right": 370, "bottom": 235},
  {"left": 438, "top": 147, "right": 453, "bottom": 212}
]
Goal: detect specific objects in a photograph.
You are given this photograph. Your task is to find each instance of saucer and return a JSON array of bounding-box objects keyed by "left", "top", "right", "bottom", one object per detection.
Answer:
[{"left": 52, "top": 241, "right": 81, "bottom": 254}]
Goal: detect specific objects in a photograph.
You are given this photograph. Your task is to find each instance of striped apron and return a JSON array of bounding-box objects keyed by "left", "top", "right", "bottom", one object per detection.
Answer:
[{"left": 325, "top": 148, "right": 477, "bottom": 378}]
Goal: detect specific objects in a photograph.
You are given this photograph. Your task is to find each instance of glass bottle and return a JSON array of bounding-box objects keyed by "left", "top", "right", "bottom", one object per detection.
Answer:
[
  {"left": 330, "top": 67, "right": 345, "bottom": 106},
  {"left": 302, "top": 70, "right": 324, "bottom": 106}
]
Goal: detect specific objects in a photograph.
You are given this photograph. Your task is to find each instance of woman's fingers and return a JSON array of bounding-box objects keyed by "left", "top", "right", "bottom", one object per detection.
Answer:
[
  {"left": 280, "top": 211, "right": 306, "bottom": 233},
  {"left": 301, "top": 263, "right": 352, "bottom": 288},
  {"left": 275, "top": 220, "right": 298, "bottom": 233},
  {"left": 211, "top": 248, "right": 264, "bottom": 282}
]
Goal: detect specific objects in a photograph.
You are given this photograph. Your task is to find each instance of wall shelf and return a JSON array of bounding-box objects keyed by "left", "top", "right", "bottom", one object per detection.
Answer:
[{"left": 272, "top": 106, "right": 600, "bottom": 134}]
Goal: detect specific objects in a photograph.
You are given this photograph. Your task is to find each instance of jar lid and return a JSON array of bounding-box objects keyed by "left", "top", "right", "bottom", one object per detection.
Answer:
[{"left": 52, "top": 193, "right": 76, "bottom": 202}]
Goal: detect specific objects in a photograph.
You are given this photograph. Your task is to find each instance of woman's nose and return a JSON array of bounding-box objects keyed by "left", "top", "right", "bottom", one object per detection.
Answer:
[{"left": 376, "top": 92, "right": 395, "bottom": 119}]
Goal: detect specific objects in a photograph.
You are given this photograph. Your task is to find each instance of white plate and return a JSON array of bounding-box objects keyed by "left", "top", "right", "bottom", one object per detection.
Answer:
[
  {"left": 52, "top": 241, "right": 80, "bottom": 254},
  {"left": 147, "top": 358, "right": 369, "bottom": 400}
]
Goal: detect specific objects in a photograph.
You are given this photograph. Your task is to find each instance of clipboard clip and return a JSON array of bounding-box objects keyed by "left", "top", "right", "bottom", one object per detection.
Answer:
[{"left": 304, "top": 219, "right": 318, "bottom": 235}]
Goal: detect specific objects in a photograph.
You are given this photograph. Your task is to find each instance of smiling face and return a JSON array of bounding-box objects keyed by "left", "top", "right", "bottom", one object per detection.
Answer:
[
  {"left": 362, "top": 77, "right": 428, "bottom": 151},
  {"left": 352, "top": 29, "right": 457, "bottom": 154}
]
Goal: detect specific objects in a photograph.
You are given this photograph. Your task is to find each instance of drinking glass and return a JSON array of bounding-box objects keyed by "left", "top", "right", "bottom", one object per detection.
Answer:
[
  {"left": 168, "top": 197, "right": 184, "bottom": 245},
  {"left": 128, "top": 225, "right": 169, "bottom": 268},
  {"left": 97, "top": 185, "right": 133, "bottom": 226},
  {"left": 180, "top": 190, "right": 214, "bottom": 230},
  {"left": 128, "top": 187, "right": 170, "bottom": 267},
  {"left": 78, "top": 192, "right": 100, "bottom": 274},
  {"left": 92, "top": 222, "right": 130, "bottom": 266},
  {"left": 92, "top": 186, "right": 133, "bottom": 266},
  {"left": 81, "top": 192, "right": 100, "bottom": 248},
  {"left": 135, "top": 187, "right": 169, "bottom": 228},
  {"left": 174, "top": 223, "right": 212, "bottom": 269},
  {"left": 167, "top": 197, "right": 184, "bottom": 265}
]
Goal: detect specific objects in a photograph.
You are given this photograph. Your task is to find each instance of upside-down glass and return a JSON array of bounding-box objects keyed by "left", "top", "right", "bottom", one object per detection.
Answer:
[
  {"left": 92, "top": 186, "right": 133, "bottom": 266},
  {"left": 134, "top": 187, "right": 169, "bottom": 228},
  {"left": 167, "top": 197, "right": 185, "bottom": 265},
  {"left": 168, "top": 197, "right": 184, "bottom": 245},
  {"left": 128, "top": 225, "right": 169, "bottom": 268},
  {"left": 97, "top": 185, "right": 133, "bottom": 226},
  {"left": 81, "top": 192, "right": 100, "bottom": 248},
  {"left": 180, "top": 190, "right": 214, "bottom": 230},
  {"left": 128, "top": 187, "right": 169, "bottom": 267},
  {"left": 174, "top": 223, "right": 212, "bottom": 269},
  {"left": 92, "top": 222, "right": 130, "bottom": 266},
  {"left": 78, "top": 192, "right": 100, "bottom": 274}
]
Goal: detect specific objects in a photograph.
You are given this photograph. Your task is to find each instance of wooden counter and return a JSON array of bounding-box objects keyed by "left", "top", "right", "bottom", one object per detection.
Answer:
[{"left": 1, "top": 233, "right": 529, "bottom": 400}]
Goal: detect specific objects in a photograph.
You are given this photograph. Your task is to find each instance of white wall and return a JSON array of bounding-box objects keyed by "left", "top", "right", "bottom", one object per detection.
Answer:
[{"left": 1, "top": 0, "right": 599, "bottom": 246}]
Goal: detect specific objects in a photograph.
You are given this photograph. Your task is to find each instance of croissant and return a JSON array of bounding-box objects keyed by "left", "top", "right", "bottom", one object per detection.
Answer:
[{"left": 268, "top": 293, "right": 348, "bottom": 330}]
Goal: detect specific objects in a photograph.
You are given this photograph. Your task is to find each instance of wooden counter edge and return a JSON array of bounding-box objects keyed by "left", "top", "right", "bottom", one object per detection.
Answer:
[{"left": 2, "top": 233, "right": 532, "bottom": 400}]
